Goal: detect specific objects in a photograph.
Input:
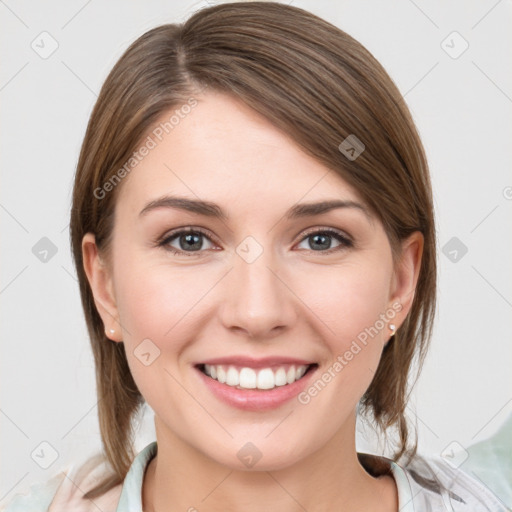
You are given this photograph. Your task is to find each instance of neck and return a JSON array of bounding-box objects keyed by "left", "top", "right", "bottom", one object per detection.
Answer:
[{"left": 142, "top": 419, "right": 398, "bottom": 512}]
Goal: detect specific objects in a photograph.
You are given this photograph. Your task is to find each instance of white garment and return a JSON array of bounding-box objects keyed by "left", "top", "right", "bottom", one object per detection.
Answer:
[
  {"left": 2, "top": 438, "right": 509, "bottom": 512},
  {"left": 5, "top": 410, "right": 512, "bottom": 512}
]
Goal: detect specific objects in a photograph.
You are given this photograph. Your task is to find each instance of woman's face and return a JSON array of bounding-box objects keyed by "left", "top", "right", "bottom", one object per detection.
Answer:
[{"left": 84, "top": 91, "right": 421, "bottom": 470}]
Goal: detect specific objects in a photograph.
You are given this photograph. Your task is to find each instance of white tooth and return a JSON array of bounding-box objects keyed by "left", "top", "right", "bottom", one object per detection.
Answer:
[
  {"left": 239, "top": 367, "right": 257, "bottom": 389},
  {"left": 226, "top": 366, "right": 240, "bottom": 386},
  {"left": 286, "top": 365, "right": 296, "bottom": 384},
  {"left": 274, "top": 367, "right": 287, "bottom": 386},
  {"left": 257, "top": 368, "right": 275, "bottom": 390},
  {"left": 295, "top": 365, "right": 307, "bottom": 380},
  {"left": 208, "top": 364, "right": 308, "bottom": 389},
  {"left": 217, "top": 366, "right": 226, "bottom": 384}
]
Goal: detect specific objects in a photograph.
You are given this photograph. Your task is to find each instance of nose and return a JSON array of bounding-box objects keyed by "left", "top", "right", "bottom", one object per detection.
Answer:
[{"left": 219, "top": 247, "right": 298, "bottom": 340}]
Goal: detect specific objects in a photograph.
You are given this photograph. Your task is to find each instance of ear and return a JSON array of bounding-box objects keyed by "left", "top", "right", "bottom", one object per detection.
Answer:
[
  {"left": 388, "top": 231, "right": 424, "bottom": 327},
  {"left": 82, "top": 233, "right": 122, "bottom": 342}
]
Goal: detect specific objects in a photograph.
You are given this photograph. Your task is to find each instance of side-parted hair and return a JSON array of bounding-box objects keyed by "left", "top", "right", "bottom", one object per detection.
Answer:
[{"left": 70, "top": 1, "right": 437, "bottom": 500}]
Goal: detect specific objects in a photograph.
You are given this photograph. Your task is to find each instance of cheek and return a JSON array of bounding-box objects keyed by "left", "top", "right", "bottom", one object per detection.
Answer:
[
  {"left": 112, "top": 260, "right": 207, "bottom": 409},
  {"left": 281, "top": 267, "right": 391, "bottom": 435},
  {"left": 297, "top": 264, "right": 390, "bottom": 395},
  {"left": 304, "top": 263, "right": 391, "bottom": 344},
  {"left": 114, "top": 257, "right": 206, "bottom": 340}
]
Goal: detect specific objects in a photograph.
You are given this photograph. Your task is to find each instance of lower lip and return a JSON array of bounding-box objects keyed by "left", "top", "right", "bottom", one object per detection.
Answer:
[{"left": 195, "top": 366, "right": 318, "bottom": 411}]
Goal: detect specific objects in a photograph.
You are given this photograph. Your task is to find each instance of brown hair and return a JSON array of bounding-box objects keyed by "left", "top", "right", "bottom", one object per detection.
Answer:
[{"left": 70, "top": 1, "right": 436, "bottom": 500}]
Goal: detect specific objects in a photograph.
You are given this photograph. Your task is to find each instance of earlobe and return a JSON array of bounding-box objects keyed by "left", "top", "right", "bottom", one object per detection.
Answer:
[
  {"left": 388, "top": 231, "right": 424, "bottom": 328},
  {"left": 81, "top": 233, "right": 122, "bottom": 342}
]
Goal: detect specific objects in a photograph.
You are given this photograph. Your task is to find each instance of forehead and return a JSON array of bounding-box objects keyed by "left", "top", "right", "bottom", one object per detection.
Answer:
[{"left": 116, "top": 92, "right": 366, "bottom": 216}]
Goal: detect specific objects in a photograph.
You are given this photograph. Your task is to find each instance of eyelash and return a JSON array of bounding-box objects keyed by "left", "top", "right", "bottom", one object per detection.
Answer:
[{"left": 156, "top": 227, "right": 354, "bottom": 257}]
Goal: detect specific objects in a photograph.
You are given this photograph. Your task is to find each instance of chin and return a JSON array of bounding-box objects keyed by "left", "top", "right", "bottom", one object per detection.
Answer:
[{"left": 200, "top": 435, "right": 317, "bottom": 473}]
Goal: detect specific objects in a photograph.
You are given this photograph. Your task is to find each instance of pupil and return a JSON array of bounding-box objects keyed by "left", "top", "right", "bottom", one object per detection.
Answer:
[
  {"left": 182, "top": 233, "right": 201, "bottom": 251},
  {"left": 311, "top": 234, "right": 330, "bottom": 250}
]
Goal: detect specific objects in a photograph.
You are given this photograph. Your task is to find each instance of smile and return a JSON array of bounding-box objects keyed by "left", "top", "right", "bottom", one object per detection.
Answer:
[
  {"left": 200, "top": 363, "right": 314, "bottom": 390},
  {"left": 194, "top": 356, "right": 319, "bottom": 410}
]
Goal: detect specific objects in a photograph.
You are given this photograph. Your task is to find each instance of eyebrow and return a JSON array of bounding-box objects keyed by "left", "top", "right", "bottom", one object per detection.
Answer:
[{"left": 139, "top": 195, "right": 373, "bottom": 223}]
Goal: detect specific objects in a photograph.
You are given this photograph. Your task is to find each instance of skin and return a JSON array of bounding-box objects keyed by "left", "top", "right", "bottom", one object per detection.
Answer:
[{"left": 83, "top": 91, "right": 423, "bottom": 512}]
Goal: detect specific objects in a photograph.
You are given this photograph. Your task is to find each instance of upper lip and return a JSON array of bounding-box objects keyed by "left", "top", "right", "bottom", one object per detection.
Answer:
[{"left": 195, "top": 356, "right": 316, "bottom": 369}]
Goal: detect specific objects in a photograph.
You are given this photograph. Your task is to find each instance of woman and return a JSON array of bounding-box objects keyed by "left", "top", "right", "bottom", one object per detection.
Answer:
[{"left": 2, "top": 2, "right": 509, "bottom": 511}]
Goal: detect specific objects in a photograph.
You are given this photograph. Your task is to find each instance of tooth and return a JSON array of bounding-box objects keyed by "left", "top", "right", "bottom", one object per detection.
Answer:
[
  {"left": 217, "top": 366, "right": 227, "bottom": 384},
  {"left": 226, "top": 366, "right": 240, "bottom": 386},
  {"left": 239, "top": 367, "right": 257, "bottom": 389},
  {"left": 286, "top": 366, "right": 296, "bottom": 384},
  {"left": 296, "top": 365, "right": 307, "bottom": 379},
  {"left": 257, "top": 368, "right": 275, "bottom": 390},
  {"left": 274, "top": 367, "right": 287, "bottom": 386},
  {"left": 205, "top": 363, "right": 312, "bottom": 388}
]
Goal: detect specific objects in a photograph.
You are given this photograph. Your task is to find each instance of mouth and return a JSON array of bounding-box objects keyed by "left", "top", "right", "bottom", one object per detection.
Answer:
[{"left": 195, "top": 362, "right": 318, "bottom": 391}]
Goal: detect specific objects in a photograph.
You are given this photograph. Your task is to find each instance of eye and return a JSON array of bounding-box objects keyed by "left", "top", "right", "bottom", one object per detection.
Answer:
[
  {"left": 158, "top": 228, "right": 217, "bottom": 256},
  {"left": 296, "top": 228, "right": 353, "bottom": 253},
  {"left": 157, "top": 227, "right": 353, "bottom": 257}
]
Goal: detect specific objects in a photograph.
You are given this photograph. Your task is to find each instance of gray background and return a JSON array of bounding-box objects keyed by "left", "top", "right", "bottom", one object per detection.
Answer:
[{"left": 1, "top": 0, "right": 511, "bottom": 504}]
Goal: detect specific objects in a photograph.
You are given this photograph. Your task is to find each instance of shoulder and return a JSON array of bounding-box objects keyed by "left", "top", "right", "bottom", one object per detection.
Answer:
[
  {"left": 397, "top": 453, "right": 509, "bottom": 511},
  {"left": 0, "top": 471, "right": 65, "bottom": 512},
  {"left": 359, "top": 414, "right": 512, "bottom": 511},
  {"left": 462, "top": 412, "right": 512, "bottom": 509},
  {"left": 395, "top": 413, "right": 512, "bottom": 512},
  {"left": 0, "top": 453, "right": 122, "bottom": 512}
]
